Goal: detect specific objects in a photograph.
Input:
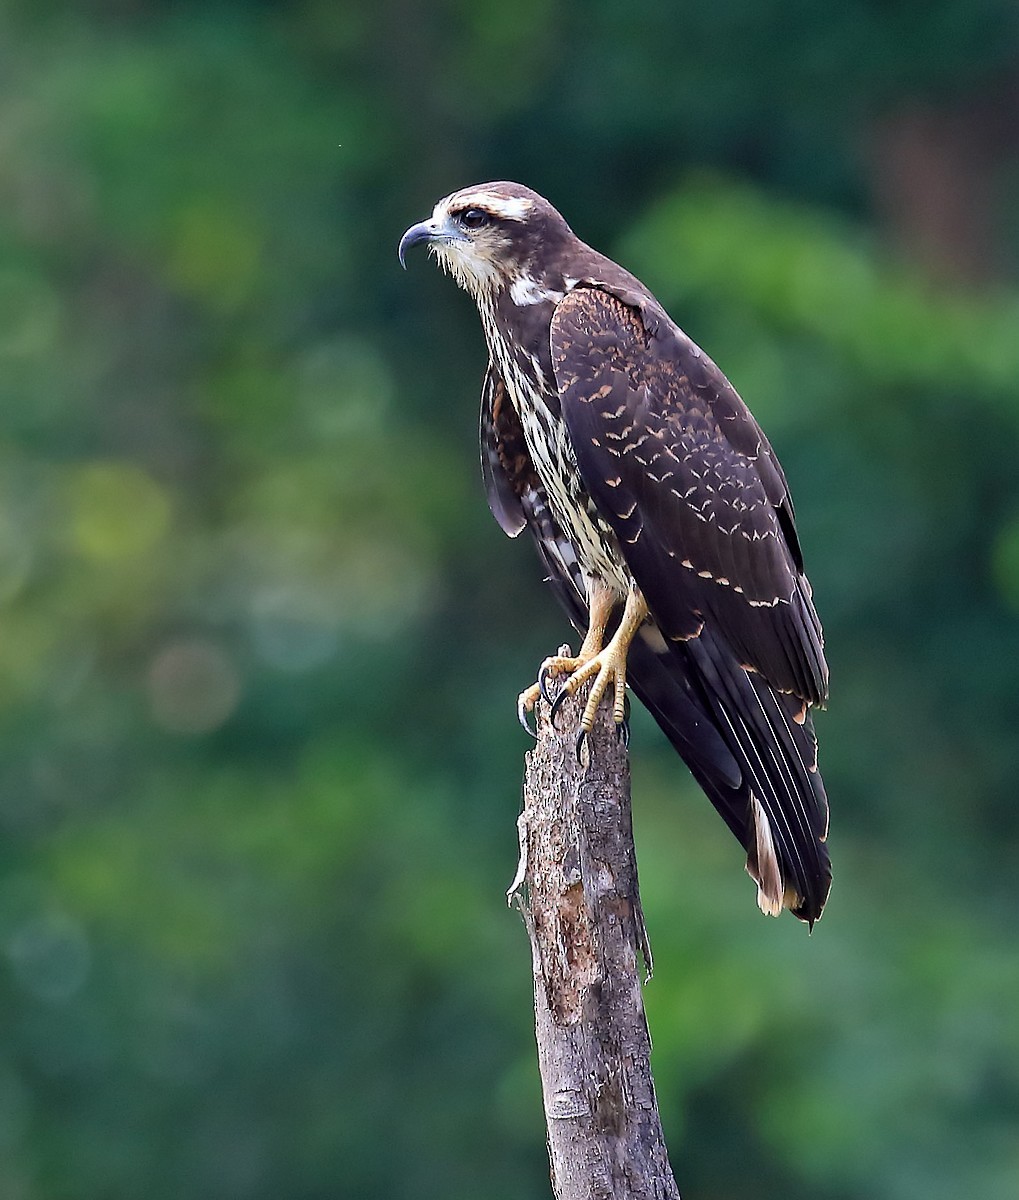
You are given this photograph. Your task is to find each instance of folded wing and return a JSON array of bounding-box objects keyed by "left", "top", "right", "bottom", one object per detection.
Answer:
[{"left": 548, "top": 286, "right": 831, "bottom": 921}]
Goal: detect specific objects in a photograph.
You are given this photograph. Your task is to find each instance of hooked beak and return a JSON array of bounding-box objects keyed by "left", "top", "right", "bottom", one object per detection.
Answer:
[{"left": 398, "top": 215, "right": 466, "bottom": 269}]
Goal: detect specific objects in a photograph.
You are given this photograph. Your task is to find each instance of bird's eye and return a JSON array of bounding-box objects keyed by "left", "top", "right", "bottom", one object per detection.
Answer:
[{"left": 459, "top": 207, "right": 489, "bottom": 230}]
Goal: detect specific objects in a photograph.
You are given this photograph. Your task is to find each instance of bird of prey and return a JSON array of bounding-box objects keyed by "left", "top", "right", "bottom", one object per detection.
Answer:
[{"left": 399, "top": 182, "right": 830, "bottom": 924}]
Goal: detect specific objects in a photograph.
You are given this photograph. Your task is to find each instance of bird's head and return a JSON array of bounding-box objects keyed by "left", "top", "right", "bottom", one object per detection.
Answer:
[{"left": 398, "top": 182, "right": 574, "bottom": 304}]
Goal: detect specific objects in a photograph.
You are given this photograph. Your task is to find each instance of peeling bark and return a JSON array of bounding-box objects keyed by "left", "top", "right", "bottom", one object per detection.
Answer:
[{"left": 511, "top": 686, "right": 680, "bottom": 1199}]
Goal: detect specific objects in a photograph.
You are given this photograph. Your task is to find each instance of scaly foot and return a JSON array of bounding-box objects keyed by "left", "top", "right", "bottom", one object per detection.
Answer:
[
  {"left": 550, "top": 638, "right": 630, "bottom": 733},
  {"left": 517, "top": 643, "right": 591, "bottom": 735},
  {"left": 518, "top": 580, "right": 618, "bottom": 734},
  {"left": 518, "top": 586, "right": 648, "bottom": 739}
]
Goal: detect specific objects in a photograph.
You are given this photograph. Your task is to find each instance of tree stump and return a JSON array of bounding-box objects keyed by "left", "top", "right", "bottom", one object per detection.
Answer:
[{"left": 510, "top": 683, "right": 681, "bottom": 1199}]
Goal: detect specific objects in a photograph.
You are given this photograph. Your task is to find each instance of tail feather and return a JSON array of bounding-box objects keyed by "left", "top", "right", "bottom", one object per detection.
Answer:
[
  {"left": 629, "top": 624, "right": 831, "bottom": 925},
  {"left": 749, "top": 795, "right": 784, "bottom": 917}
]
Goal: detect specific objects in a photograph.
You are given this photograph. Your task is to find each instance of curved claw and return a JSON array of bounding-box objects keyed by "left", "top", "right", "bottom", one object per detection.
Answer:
[
  {"left": 575, "top": 729, "right": 589, "bottom": 765},
  {"left": 538, "top": 663, "right": 557, "bottom": 706},
  {"left": 549, "top": 682, "right": 572, "bottom": 729},
  {"left": 517, "top": 693, "right": 537, "bottom": 738},
  {"left": 616, "top": 718, "right": 630, "bottom": 749}
]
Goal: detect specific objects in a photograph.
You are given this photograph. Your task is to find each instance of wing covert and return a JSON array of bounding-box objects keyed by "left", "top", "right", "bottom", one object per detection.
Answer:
[{"left": 550, "top": 286, "right": 827, "bottom": 706}]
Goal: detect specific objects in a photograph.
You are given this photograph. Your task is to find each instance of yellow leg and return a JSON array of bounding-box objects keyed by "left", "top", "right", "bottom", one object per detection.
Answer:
[
  {"left": 518, "top": 581, "right": 616, "bottom": 724},
  {"left": 517, "top": 583, "right": 648, "bottom": 733},
  {"left": 560, "top": 586, "right": 648, "bottom": 732}
]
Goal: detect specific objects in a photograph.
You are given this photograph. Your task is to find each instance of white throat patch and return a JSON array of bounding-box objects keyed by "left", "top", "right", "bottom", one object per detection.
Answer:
[{"left": 432, "top": 243, "right": 499, "bottom": 296}]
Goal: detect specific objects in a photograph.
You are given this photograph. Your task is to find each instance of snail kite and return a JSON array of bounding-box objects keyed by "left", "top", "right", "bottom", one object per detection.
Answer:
[{"left": 399, "top": 182, "right": 831, "bottom": 924}]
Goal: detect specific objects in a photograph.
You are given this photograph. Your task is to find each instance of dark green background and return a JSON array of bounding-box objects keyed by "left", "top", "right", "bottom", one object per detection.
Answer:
[{"left": 2, "top": 2, "right": 1019, "bottom": 1197}]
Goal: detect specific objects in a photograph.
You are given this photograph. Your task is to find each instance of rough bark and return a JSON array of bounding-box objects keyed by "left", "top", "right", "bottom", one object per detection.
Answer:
[{"left": 510, "top": 684, "right": 681, "bottom": 1200}]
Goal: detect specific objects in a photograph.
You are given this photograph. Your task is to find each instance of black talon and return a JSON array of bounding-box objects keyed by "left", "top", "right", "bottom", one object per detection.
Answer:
[
  {"left": 549, "top": 684, "right": 571, "bottom": 728},
  {"left": 575, "top": 729, "right": 589, "bottom": 765},
  {"left": 538, "top": 663, "right": 559, "bottom": 706},
  {"left": 517, "top": 695, "right": 537, "bottom": 738}
]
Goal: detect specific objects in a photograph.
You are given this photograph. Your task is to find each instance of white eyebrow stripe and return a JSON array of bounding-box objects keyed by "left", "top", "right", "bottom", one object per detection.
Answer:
[{"left": 449, "top": 193, "right": 534, "bottom": 220}]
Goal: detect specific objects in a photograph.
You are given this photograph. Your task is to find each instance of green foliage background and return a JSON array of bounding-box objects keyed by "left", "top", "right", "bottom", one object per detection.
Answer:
[{"left": 2, "top": 2, "right": 1019, "bottom": 1197}]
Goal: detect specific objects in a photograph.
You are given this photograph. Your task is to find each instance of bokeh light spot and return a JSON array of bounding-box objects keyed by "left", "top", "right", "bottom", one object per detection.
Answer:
[
  {"left": 5, "top": 911, "right": 91, "bottom": 1004},
  {"left": 167, "top": 202, "right": 262, "bottom": 310},
  {"left": 68, "top": 462, "right": 171, "bottom": 561},
  {"left": 248, "top": 585, "right": 340, "bottom": 672},
  {"left": 147, "top": 638, "right": 241, "bottom": 735}
]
